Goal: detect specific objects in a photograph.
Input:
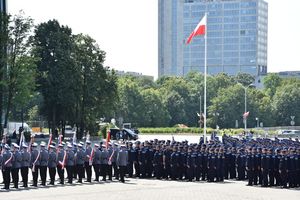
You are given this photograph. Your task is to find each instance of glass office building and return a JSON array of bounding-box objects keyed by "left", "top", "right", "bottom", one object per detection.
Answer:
[
  {"left": 158, "top": 0, "right": 268, "bottom": 77},
  {"left": 0, "top": 0, "right": 7, "bottom": 13}
]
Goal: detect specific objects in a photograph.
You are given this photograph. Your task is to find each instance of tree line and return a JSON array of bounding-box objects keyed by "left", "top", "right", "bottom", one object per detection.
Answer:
[
  {"left": 117, "top": 72, "right": 300, "bottom": 129},
  {"left": 0, "top": 12, "right": 299, "bottom": 138},
  {"left": 0, "top": 12, "right": 117, "bottom": 138}
]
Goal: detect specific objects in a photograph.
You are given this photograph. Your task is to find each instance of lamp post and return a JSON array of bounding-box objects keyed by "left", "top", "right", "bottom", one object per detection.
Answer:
[{"left": 238, "top": 83, "right": 254, "bottom": 131}]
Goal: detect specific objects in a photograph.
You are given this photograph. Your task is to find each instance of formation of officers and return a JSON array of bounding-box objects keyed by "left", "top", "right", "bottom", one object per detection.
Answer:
[{"left": 0, "top": 135, "right": 300, "bottom": 190}]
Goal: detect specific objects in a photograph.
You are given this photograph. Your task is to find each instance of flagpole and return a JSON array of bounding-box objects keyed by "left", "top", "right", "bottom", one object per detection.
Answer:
[{"left": 203, "top": 12, "right": 207, "bottom": 144}]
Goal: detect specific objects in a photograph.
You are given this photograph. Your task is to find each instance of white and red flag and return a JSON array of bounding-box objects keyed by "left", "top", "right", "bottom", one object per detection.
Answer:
[
  {"left": 243, "top": 111, "right": 250, "bottom": 118},
  {"left": 186, "top": 14, "right": 207, "bottom": 44}
]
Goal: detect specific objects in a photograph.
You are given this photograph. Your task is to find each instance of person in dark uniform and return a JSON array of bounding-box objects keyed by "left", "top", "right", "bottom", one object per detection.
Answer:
[
  {"left": 201, "top": 147, "right": 208, "bottom": 181},
  {"left": 57, "top": 143, "right": 65, "bottom": 184},
  {"left": 224, "top": 147, "right": 230, "bottom": 179},
  {"left": 39, "top": 142, "right": 49, "bottom": 186},
  {"left": 236, "top": 148, "right": 246, "bottom": 180},
  {"left": 229, "top": 148, "right": 237, "bottom": 179},
  {"left": 146, "top": 143, "right": 154, "bottom": 178},
  {"left": 179, "top": 146, "right": 187, "bottom": 180},
  {"left": 246, "top": 147, "right": 254, "bottom": 186},
  {"left": 170, "top": 146, "right": 178, "bottom": 180},
  {"left": 279, "top": 149, "right": 288, "bottom": 188},
  {"left": 133, "top": 141, "right": 140, "bottom": 177},
  {"left": 163, "top": 144, "right": 172, "bottom": 180},
  {"left": 127, "top": 142, "right": 134, "bottom": 177},
  {"left": 139, "top": 143, "right": 147, "bottom": 178},
  {"left": 75, "top": 143, "right": 85, "bottom": 183},
  {"left": 11, "top": 143, "right": 22, "bottom": 189},
  {"left": 257, "top": 147, "right": 263, "bottom": 185},
  {"left": 117, "top": 144, "right": 128, "bottom": 183},
  {"left": 253, "top": 148, "right": 259, "bottom": 185},
  {"left": 207, "top": 148, "right": 216, "bottom": 182},
  {"left": 194, "top": 146, "right": 202, "bottom": 181},
  {"left": 216, "top": 148, "right": 225, "bottom": 182},
  {"left": 1, "top": 144, "right": 13, "bottom": 190},
  {"left": 66, "top": 144, "right": 75, "bottom": 184},
  {"left": 295, "top": 148, "right": 300, "bottom": 187},
  {"left": 84, "top": 140, "right": 92, "bottom": 182},
  {"left": 30, "top": 142, "right": 40, "bottom": 187},
  {"left": 153, "top": 145, "right": 163, "bottom": 179},
  {"left": 186, "top": 146, "right": 194, "bottom": 182},
  {"left": 21, "top": 144, "right": 30, "bottom": 188},
  {"left": 261, "top": 148, "right": 270, "bottom": 187},
  {"left": 274, "top": 149, "right": 282, "bottom": 186},
  {"left": 48, "top": 145, "right": 57, "bottom": 185},
  {"left": 268, "top": 149, "right": 275, "bottom": 186},
  {"left": 287, "top": 149, "right": 296, "bottom": 188}
]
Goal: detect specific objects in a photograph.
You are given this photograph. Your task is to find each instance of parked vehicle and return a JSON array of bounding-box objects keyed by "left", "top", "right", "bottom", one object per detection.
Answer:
[
  {"left": 277, "top": 129, "right": 300, "bottom": 137},
  {"left": 110, "top": 128, "right": 138, "bottom": 141},
  {"left": 64, "top": 125, "right": 76, "bottom": 140}
]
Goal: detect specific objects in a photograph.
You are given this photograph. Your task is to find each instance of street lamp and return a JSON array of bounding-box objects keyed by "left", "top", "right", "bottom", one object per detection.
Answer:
[
  {"left": 255, "top": 117, "right": 259, "bottom": 128},
  {"left": 238, "top": 83, "right": 255, "bottom": 131}
]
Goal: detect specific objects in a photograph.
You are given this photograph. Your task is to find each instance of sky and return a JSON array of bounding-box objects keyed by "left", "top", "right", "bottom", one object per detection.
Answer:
[{"left": 7, "top": 0, "right": 300, "bottom": 78}]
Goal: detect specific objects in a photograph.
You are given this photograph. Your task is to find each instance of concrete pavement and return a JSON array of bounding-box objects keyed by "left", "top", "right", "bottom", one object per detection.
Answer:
[{"left": 1, "top": 178, "right": 299, "bottom": 200}]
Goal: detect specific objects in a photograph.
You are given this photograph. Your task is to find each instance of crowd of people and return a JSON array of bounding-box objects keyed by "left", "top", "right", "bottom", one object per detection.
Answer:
[{"left": 0, "top": 134, "right": 299, "bottom": 191}]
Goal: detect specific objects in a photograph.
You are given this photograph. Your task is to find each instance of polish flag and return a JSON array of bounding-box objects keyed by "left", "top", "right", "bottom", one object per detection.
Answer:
[
  {"left": 243, "top": 111, "right": 250, "bottom": 118},
  {"left": 186, "top": 14, "right": 207, "bottom": 44}
]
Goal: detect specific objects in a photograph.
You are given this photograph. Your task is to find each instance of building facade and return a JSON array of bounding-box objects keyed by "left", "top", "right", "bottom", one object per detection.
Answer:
[
  {"left": 0, "top": 0, "right": 7, "bottom": 13},
  {"left": 158, "top": 0, "right": 268, "bottom": 77}
]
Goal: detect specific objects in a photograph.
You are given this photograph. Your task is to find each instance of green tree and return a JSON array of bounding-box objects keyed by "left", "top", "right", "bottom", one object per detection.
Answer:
[
  {"left": 117, "top": 76, "right": 145, "bottom": 127},
  {"left": 273, "top": 81, "right": 300, "bottom": 126},
  {"left": 141, "top": 88, "right": 170, "bottom": 127},
  {"left": 3, "top": 12, "right": 37, "bottom": 130},
  {"left": 0, "top": 12, "right": 9, "bottom": 136},
  {"left": 73, "top": 34, "right": 118, "bottom": 137},
  {"left": 33, "top": 19, "right": 76, "bottom": 135},
  {"left": 235, "top": 72, "right": 255, "bottom": 86},
  {"left": 263, "top": 73, "right": 282, "bottom": 98}
]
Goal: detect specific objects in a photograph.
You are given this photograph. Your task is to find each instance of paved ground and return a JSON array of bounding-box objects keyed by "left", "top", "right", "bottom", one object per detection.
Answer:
[{"left": 0, "top": 178, "right": 299, "bottom": 200}]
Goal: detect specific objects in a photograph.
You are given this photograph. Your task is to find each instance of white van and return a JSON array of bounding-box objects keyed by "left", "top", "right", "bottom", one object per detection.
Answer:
[{"left": 7, "top": 122, "right": 32, "bottom": 135}]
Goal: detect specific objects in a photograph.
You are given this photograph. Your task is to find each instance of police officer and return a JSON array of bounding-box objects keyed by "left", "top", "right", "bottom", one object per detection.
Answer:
[
  {"left": 66, "top": 144, "right": 75, "bottom": 184},
  {"left": 85, "top": 140, "right": 92, "bottom": 182},
  {"left": 127, "top": 142, "right": 135, "bottom": 178},
  {"left": 21, "top": 144, "right": 30, "bottom": 188},
  {"left": 40, "top": 142, "right": 49, "bottom": 186},
  {"left": 75, "top": 143, "right": 85, "bottom": 183},
  {"left": 57, "top": 143, "right": 65, "bottom": 184},
  {"left": 30, "top": 142, "right": 40, "bottom": 187},
  {"left": 117, "top": 144, "right": 128, "bottom": 183},
  {"left": 186, "top": 146, "right": 194, "bottom": 182},
  {"left": 11, "top": 143, "right": 22, "bottom": 189},
  {"left": 279, "top": 149, "right": 288, "bottom": 188},
  {"left": 48, "top": 145, "right": 57, "bottom": 185},
  {"left": 163, "top": 144, "right": 171, "bottom": 180},
  {"left": 261, "top": 148, "right": 270, "bottom": 187},
  {"left": 72, "top": 143, "right": 78, "bottom": 179},
  {"left": 92, "top": 143, "right": 100, "bottom": 182},
  {"left": 170, "top": 146, "right": 178, "bottom": 180},
  {"left": 2, "top": 144, "right": 13, "bottom": 190},
  {"left": 100, "top": 144, "right": 109, "bottom": 181},
  {"left": 207, "top": 148, "right": 216, "bottom": 182},
  {"left": 153, "top": 145, "right": 163, "bottom": 179},
  {"left": 133, "top": 141, "right": 140, "bottom": 177}
]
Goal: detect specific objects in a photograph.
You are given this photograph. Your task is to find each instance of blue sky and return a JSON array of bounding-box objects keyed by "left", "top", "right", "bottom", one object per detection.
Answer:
[{"left": 8, "top": 0, "right": 300, "bottom": 78}]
